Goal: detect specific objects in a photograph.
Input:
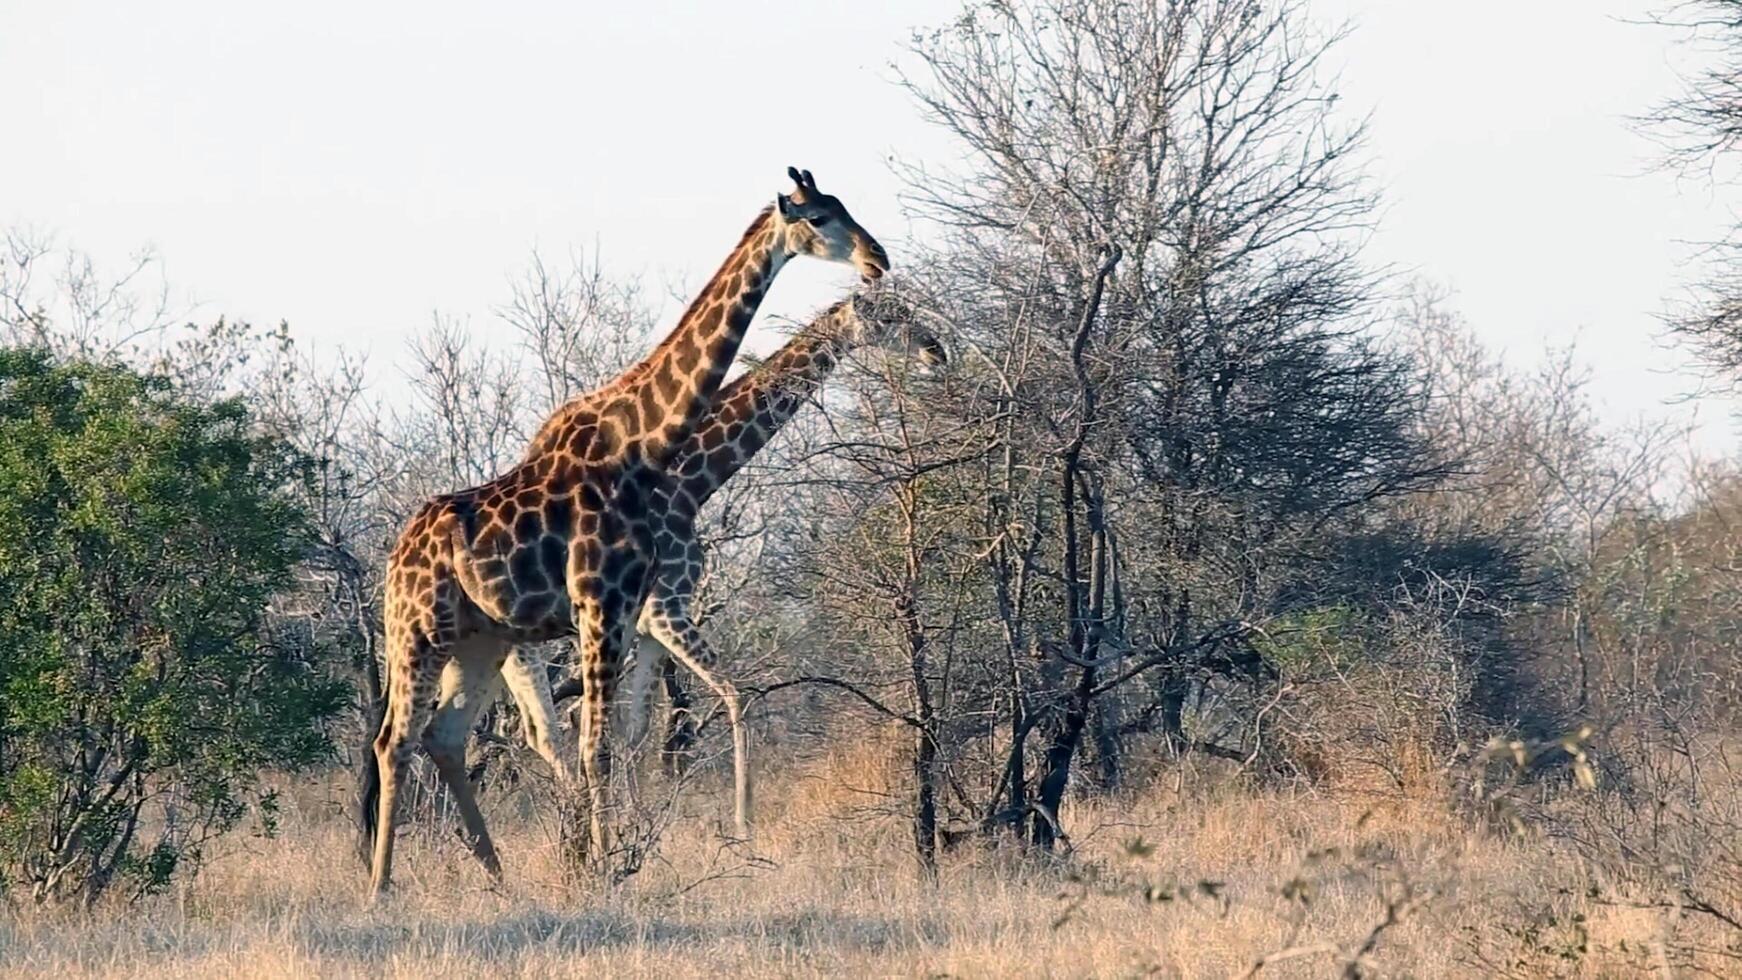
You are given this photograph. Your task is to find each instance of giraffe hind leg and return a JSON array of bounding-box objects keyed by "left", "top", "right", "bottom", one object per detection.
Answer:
[
  {"left": 424, "top": 639, "right": 511, "bottom": 880},
  {"left": 370, "top": 628, "right": 441, "bottom": 899}
]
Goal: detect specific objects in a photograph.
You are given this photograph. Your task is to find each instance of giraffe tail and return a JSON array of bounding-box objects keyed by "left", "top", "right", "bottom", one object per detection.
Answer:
[{"left": 355, "top": 697, "right": 389, "bottom": 868}]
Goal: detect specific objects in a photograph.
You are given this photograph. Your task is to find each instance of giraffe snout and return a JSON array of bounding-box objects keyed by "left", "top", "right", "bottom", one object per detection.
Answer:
[{"left": 856, "top": 239, "right": 890, "bottom": 279}]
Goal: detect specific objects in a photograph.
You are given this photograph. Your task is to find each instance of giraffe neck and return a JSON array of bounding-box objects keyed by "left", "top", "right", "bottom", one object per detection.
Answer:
[
  {"left": 524, "top": 206, "right": 787, "bottom": 466},
  {"left": 675, "top": 302, "right": 862, "bottom": 509}
]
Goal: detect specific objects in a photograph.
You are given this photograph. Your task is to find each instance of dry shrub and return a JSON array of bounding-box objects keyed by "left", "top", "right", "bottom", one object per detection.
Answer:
[
  {"left": 1255, "top": 605, "right": 1475, "bottom": 797},
  {"left": 769, "top": 721, "right": 907, "bottom": 821},
  {"left": 1559, "top": 731, "right": 1742, "bottom": 960}
]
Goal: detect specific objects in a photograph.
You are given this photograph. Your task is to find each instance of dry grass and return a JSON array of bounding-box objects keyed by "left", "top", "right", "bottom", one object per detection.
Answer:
[{"left": 0, "top": 751, "right": 1730, "bottom": 979}]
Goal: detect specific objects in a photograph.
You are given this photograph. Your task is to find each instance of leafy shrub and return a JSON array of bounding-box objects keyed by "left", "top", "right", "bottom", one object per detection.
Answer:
[{"left": 0, "top": 348, "right": 347, "bottom": 905}]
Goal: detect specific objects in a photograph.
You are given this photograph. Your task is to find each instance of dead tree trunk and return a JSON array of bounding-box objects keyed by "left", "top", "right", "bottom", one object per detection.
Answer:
[
  {"left": 1029, "top": 246, "right": 1121, "bottom": 849},
  {"left": 900, "top": 494, "right": 939, "bottom": 877}
]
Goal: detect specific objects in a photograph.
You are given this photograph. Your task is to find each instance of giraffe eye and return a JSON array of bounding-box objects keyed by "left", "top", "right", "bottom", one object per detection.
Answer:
[{"left": 808, "top": 214, "right": 833, "bottom": 228}]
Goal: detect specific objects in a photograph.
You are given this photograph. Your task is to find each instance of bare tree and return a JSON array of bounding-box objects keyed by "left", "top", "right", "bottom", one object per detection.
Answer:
[
  {"left": 1641, "top": 1, "right": 1742, "bottom": 381},
  {"left": 0, "top": 231, "right": 178, "bottom": 360},
  {"left": 379, "top": 314, "right": 529, "bottom": 514},
  {"left": 498, "top": 246, "right": 655, "bottom": 414},
  {"left": 794, "top": 0, "right": 1450, "bottom": 851}
]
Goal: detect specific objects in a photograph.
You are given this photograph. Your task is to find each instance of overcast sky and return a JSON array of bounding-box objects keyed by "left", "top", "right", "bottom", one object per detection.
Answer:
[{"left": 5, "top": 0, "right": 1739, "bottom": 453}]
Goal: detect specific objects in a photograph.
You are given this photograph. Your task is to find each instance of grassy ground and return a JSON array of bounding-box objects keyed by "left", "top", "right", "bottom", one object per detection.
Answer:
[{"left": 0, "top": 746, "right": 1727, "bottom": 978}]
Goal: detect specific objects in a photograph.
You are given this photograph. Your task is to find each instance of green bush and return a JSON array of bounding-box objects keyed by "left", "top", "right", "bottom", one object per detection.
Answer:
[{"left": 0, "top": 348, "right": 347, "bottom": 905}]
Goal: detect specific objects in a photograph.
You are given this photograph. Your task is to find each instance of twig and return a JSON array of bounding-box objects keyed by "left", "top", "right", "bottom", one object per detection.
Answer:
[
  {"left": 746, "top": 675, "right": 922, "bottom": 726},
  {"left": 1234, "top": 942, "right": 1340, "bottom": 978},
  {"left": 1236, "top": 883, "right": 1434, "bottom": 979},
  {"left": 1342, "top": 887, "right": 1432, "bottom": 977}
]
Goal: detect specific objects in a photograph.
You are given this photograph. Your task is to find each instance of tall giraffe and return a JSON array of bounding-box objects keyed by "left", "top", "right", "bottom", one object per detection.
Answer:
[
  {"left": 362, "top": 168, "right": 886, "bottom": 896},
  {"left": 501, "top": 286, "right": 945, "bottom": 833}
]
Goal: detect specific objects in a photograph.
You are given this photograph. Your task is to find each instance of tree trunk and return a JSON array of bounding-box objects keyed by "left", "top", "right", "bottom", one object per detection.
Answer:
[
  {"left": 660, "top": 657, "right": 697, "bottom": 777},
  {"left": 1031, "top": 668, "right": 1092, "bottom": 849},
  {"left": 986, "top": 706, "right": 1031, "bottom": 838},
  {"left": 913, "top": 718, "right": 938, "bottom": 878},
  {"left": 1158, "top": 671, "right": 1190, "bottom": 756},
  {"left": 900, "top": 594, "right": 939, "bottom": 877},
  {"left": 1028, "top": 245, "right": 1121, "bottom": 850},
  {"left": 1090, "top": 697, "right": 1123, "bottom": 790}
]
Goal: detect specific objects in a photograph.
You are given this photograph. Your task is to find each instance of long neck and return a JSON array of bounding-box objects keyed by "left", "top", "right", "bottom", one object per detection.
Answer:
[
  {"left": 524, "top": 206, "right": 787, "bottom": 465},
  {"left": 674, "top": 304, "right": 859, "bottom": 508}
]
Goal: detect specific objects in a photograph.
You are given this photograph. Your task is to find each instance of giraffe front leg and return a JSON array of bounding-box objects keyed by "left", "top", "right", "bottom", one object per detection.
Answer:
[
  {"left": 619, "top": 625, "right": 665, "bottom": 749},
  {"left": 644, "top": 609, "right": 752, "bottom": 839},
  {"left": 568, "top": 594, "right": 626, "bottom": 867}
]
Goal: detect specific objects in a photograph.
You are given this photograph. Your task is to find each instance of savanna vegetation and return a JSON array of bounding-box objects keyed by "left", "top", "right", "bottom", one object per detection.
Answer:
[{"left": 3, "top": 1, "right": 1741, "bottom": 975}]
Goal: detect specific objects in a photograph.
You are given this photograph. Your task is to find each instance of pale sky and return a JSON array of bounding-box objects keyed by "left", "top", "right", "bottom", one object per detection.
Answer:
[{"left": 5, "top": 1, "right": 1739, "bottom": 453}]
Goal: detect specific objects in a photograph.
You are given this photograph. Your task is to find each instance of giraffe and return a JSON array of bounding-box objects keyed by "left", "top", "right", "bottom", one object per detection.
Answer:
[
  {"left": 501, "top": 285, "right": 946, "bottom": 834},
  {"left": 361, "top": 167, "right": 887, "bottom": 897}
]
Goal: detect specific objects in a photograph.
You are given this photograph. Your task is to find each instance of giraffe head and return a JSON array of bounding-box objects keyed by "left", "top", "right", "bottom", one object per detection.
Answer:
[
  {"left": 774, "top": 166, "right": 889, "bottom": 280},
  {"left": 841, "top": 284, "right": 948, "bottom": 368}
]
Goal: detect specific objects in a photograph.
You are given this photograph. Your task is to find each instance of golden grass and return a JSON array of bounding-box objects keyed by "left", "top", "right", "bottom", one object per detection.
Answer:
[{"left": 0, "top": 755, "right": 1729, "bottom": 979}]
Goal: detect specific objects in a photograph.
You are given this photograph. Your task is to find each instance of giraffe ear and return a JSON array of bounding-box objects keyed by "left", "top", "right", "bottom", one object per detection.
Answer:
[{"left": 776, "top": 193, "right": 797, "bottom": 218}]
